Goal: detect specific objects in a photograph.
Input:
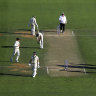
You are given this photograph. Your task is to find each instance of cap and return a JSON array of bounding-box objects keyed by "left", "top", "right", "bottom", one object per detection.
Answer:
[
  {"left": 33, "top": 52, "right": 37, "bottom": 54},
  {"left": 33, "top": 16, "right": 36, "bottom": 18},
  {"left": 16, "top": 38, "right": 20, "bottom": 40}
]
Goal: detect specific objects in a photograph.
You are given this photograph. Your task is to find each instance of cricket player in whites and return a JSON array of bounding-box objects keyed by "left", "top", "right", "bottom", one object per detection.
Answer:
[
  {"left": 29, "top": 52, "right": 40, "bottom": 78},
  {"left": 59, "top": 12, "right": 67, "bottom": 33},
  {"left": 36, "top": 32, "right": 43, "bottom": 49},
  {"left": 10, "top": 38, "right": 20, "bottom": 62},
  {"left": 28, "top": 16, "right": 38, "bottom": 35}
]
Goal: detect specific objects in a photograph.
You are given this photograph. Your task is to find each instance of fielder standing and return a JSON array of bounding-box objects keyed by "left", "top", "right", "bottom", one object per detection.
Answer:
[
  {"left": 28, "top": 16, "right": 38, "bottom": 35},
  {"left": 10, "top": 38, "right": 20, "bottom": 62},
  {"left": 29, "top": 52, "right": 40, "bottom": 78},
  {"left": 59, "top": 12, "right": 67, "bottom": 33},
  {"left": 36, "top": 32, "right": 43, "bottom": 49}
]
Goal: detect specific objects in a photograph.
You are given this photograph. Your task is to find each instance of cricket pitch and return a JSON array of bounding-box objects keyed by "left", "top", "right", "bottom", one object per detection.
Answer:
[{"left": 44, "top": 29, "right": 86, "bottom": 77}]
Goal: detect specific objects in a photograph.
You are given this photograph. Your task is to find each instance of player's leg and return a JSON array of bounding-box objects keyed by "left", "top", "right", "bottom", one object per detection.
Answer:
[
  {"left": 31, "top": 25, "right": 33, "bottom": 35},
  {"left": 40, "top": 40, "right": 43, "bottom": 49},
  {"left": 62, "top": 24, "right": 65, "bottom": 33},
  {"left": 33, "top": 25, "right": 35, "bottom": 35},
  {"left": 32, "top": 68, "right": 37, "bottom": 78},
  {"left": 16, "top": 49, "right": 20, "bottom": 62},
  {"left": 10, "top": 49, "right": 16, "bottom": 62},
  {"left": 60, "top": 23, "right": 62, "bottom": 32},
  {"left": 31, "top": 24, "right": 35, "bottom": 35}
]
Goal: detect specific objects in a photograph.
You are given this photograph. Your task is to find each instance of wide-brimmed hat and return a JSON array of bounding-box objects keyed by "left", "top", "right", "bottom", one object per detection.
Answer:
[{"left": 62, "top": 12, "right": 64, "bottom": 15}]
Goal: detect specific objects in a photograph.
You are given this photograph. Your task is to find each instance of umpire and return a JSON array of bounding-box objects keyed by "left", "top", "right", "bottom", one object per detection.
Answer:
[{"left": 59, "top": 12, "right": 67, "bottom": 33}]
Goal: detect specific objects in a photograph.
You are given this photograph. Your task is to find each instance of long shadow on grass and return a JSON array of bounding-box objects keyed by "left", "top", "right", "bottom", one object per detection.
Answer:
[
  {"left": 58, "top": 64, "right": 96, "bottom": 73},
  {"left": 58, "top": 64, "right": 96, "bottom": 69},
  {"left": 0, "top": 30, "right": 31, "bottom": 35},
  {"left": 17, "top": 29, "right": 30, "bottom": 31},
  {"left": 0, "top": 29, "right": 57, "bottom": 35},
  {"left": 1, "top": 46, "right": 39, "bottom": 49},
  {"left": 0, "top": 61, "right": 10, "bottom": 62},
  {"left": 0, "top": 73, "right": 32, "bottom": 77}
]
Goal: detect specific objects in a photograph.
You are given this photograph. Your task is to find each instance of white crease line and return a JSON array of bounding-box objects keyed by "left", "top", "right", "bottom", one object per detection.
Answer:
[
  {"left": 2, "top": 34, "right": 96, "bottom": 37},
  {"left": 72, "top": 31, "right": 75, "bottom": 36},
  {"left": 84, "top": 68, "right": 87, "bottom": 75},
  {"left": 47, "top": 67, "right": 49, "bottom": 74}
]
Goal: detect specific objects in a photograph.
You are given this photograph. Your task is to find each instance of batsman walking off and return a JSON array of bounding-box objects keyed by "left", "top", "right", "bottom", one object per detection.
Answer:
[
  {"left": 10, "top": 38, "right": 20, "bottom": 62},
  {"left": 29, "top": 52, "right": 40, "bottom": 78},
  {"left": 28, "top": 16, "right": 38, "bottom": 35}
]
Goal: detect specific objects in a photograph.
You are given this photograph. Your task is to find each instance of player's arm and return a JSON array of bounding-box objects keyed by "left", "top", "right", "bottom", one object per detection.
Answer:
[
  {"left": 59, "top": 16, "right": 62, "bottom": 22},
  {"left": 37, "top": 57, "right": 40, "bottom": 68},
  {"left": 34, "top": 18, "right": 38, "bottom": 28},
  {"left": 14, "top": 42, "right": 19, "bottom": 48},
  {"left": 18, "top": 42, "right": 20, "bottom": 47}
]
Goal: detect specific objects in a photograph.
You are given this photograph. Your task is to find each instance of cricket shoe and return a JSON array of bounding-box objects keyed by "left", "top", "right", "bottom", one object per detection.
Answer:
[
  {"left": 16, "top": 60, "right": 19, "bottom": 63},
  {"left": 32, "top": 76, "right": 36, "bottom": 78}
]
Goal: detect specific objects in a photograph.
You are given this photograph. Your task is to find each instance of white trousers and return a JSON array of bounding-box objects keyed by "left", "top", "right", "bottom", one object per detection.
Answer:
[
  {"left": 11, "top": 48, "right": 20, "bottom": 62},
  {"left": 32, "top": 67, "right": 37, "bottom": 78},
  {"left": 31, "top": 24, "right": 35, "bottom": 35},
  {"left": 40, "top": 40, "right": 43, "bottom": 49}
]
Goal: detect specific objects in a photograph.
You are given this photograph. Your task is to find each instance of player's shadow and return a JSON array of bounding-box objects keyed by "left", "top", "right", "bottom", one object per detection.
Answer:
[
  {"left": 0, "top": 31, "right": 17, "bottom": 35},
  {"left": 1, "top": 46, "right": 13, "bottom": 48},
  {"left": 40, "top": 30, "right": 57, "bottom": 33},
  {"left": 58, "top": 64, "right": 96, "bottom": 69},
  {"left": 0, "top": 73, "right": 32, "bottom": 77},
  {"left": 17, "top": 29, "right": 30, "bottom": 31},
  {"left": 20, "top": 47, "right": 39, "bottom": 49},
  {"left": 0, "top": 31, "right": 11, "bottom": 34},
  {"left": 1, "top": 46, "right": 39, "bottom": 49},
  {"left": 0, "top": 61, "right": 10, "bottom": 62},
  {"left": 57, "top": 64, "right": 96, "bottom": 73},
  {"left": 0, "top": 29, "right": 31, "bottom": 35}
]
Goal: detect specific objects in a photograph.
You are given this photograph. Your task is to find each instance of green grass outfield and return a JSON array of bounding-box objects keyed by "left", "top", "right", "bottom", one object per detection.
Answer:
[{"left": 0, "top": 0, "right": 96, "bottom": 96}]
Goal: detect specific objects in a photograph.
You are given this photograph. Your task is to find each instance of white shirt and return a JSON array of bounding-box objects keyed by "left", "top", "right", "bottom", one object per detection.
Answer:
[
  {"left": 14, "top": 41, "right": 20, "bottom": 49},
  {"left": 31, "top": 55, "right": 39, "bottom": 68},
  {"left": 30, "top": 17, "right": 38, "bottom": 27},
  {"left": 59, "top": 15, "right": 67, "bottom": 24}
]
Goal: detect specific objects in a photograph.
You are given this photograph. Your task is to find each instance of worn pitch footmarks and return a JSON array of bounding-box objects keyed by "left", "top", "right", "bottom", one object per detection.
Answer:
[
  {"left": 8, "top": 64, "right": 32, "bottom": 73},
  {"left": 2, "top": 31, "right": 35, "bottom": 38},
  {"left": 0, "top": 34, "right": 2, "bottom": 36},
  {"left": 14, "top": 31, "right": 35, "bottom": 38}
]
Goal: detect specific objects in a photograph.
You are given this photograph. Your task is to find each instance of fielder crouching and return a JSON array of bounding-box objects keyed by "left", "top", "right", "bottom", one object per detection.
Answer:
[
  {"left": 29, "top": 52, "right": 40, "bottom": 78},
  {"left": 36, "top": 32, "right": 43, "bottom": 49}
]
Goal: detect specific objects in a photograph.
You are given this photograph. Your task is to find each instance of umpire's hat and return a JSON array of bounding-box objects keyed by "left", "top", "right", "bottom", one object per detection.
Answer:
[{"left": 62, "top": 12, "right": 64, "bottom": 15}]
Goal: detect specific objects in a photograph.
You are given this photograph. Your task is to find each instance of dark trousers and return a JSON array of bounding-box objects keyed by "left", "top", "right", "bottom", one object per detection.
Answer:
[{"left": 60, "top": 23, "right": 65, "bottom": 32}]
